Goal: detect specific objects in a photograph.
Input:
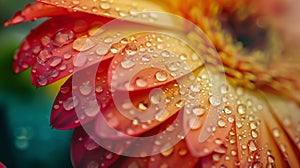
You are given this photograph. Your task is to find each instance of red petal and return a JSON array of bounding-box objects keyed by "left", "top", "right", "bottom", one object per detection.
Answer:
[
  {"left": 0, "top": 162, "right": 6, "bottom": 168},
  {"left": 12, "top": 13, "right": 111, "bottom": 86},
  {"left": 4, "top": 2, "right": 71, "bottom": 26},
  {"left": 71, "top": 126, "right": 120, "bottom": 168},
  {"left": 51, "top": 61, "right": 111, "bottom": 130}
]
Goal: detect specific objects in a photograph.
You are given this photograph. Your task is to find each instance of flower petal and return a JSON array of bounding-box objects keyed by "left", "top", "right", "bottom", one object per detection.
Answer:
[
  {"left": 263, "top": 94, "right": 300, "bottom": 167},
  {"left": 4, "top": 2, "right": 71, "bottom": 26},
  {"left": 37, "top": 0, "right": 181, "bottom": 28},
  {"left": 184, "top": 70, "right": 236, "bottom": 157},
  {"left": 12, "top": 13, "right": 111, "bottom": 86},
  {"left": 51, "top": 61, "right": 111, "bottom": 129},
  {"left": 71, "top": 126, "right": 120, "bottom": 168},
  {"left": 231, "top": 89, "right": 294, "bottom": 167}
]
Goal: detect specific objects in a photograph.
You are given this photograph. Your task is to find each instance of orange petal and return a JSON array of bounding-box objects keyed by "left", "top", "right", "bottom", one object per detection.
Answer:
[
  {"left": 233, "top": 89, "right": 292, "bottom": 167},
  {"left": 37, "top": 0, "right": 182, "bottom": 29},
  {"left": 4, "top": 2, "right": 71, "bottom": 26},
  {"left": 184, "top": 70, "right": 236, "bottom": 157}
]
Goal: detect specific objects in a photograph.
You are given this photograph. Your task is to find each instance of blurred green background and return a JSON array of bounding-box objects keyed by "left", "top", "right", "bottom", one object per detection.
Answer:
[{"left": 0, "top": 1, "right": 72, "bottom": 167}]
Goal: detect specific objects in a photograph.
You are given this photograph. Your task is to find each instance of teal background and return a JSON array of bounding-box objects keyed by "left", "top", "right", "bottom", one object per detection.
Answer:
[{"left": 0, "top": 1, "right": 72, "bottom": 167}]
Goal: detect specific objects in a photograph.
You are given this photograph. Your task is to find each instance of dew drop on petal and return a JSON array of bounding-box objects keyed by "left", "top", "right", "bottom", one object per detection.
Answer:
[
  {"left": 251, "top": 130, "right": 258, "bottom": 138},
  {"left": 37, "top": 50, "right": 52, "bottom": 64},
  {"left": 63, "top": 96, "right": 79, "bottom": 111},
  {"left": 73, "top": 36, "right": 96, "bottom": 52},
  {"left": 84, "top": 100, "right": 100, "bottom": 117},
  {"left": 49, "top": 57, "right": 62, "bottom": 67},
  {"left": 188, "top": 117, "right": 202, "bottom": 130},
  {"left": 248, "top": 140, "right": 257, "bottom": 152},
  {"left": 223, "top": 106, "right": 232, "bottom": 114},
  {"left": 79, "top": 81, "right": 92, "bottom": 96},
  {"left": 96, "top": 44, "right": 109, "bottom": 56},
  {"left": 53, "top": 29, "right": 74, "bottom": 47},
  {"left": 73, "top": 54, "right": 87, "bottom": 67},
  {"left": 155, "top": 70, "right": 168, "bottom": 82},
  {"left": 237, "top": 104, "right": 247, "bottom": 115},
  {"left": 100, "top": 3, "right": 111, "bottom": 10},
  {"left": 135, "top": 78, "right": 147, "bottom": 88},
  {"left": 178, "top": 148, "right": 187, "bottom": 156},
  {"left": 217, "top": 120, "right": 226, "bottom": 127},
  {"left": 155, "top": 110, "right": 169, "bottom": 122},
  {"left": 209, "top": 96, "right": 221, "bottom": 106},
  {"left": 121, "top": 58, "right": 135, "bottom": 69},
  {"left": 192, "top": 107, "right": 206, "bottom": 116},
  {"left": 125, "top": 44, "right": 137, "bottom": 55},
  {"left": 160, "top": 142, "right": 174, "bottom": 157},
  {"left": 272, "top": 128, "right": 280, "bottom": 138}
]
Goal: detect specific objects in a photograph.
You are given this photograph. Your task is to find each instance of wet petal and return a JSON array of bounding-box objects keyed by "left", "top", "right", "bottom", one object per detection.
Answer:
[
  {"left": 184, "top": 70, "right": 236, "bottom": 157},
  {"left": 232, "top": 89, "right": 294, "bottom": 167},
  {"left": 37, "top": 0, "right": 182, "bottom": 28},
  {"left": 51, "top": 62, "right": 111, "bottom": 129},
  {"left": 71, "top": 126, "right": 120, "bottom": 168},
  {"left": 4, "top": 2, "right": 71, "bottom": 26},
  {"left": 12, "top": 13, "right": 111, "bottom": 86}
]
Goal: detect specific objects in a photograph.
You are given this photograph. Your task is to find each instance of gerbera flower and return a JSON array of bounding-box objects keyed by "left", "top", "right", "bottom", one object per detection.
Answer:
[{"left": 5, "top": 0, "right": 300, "bottom": 167}]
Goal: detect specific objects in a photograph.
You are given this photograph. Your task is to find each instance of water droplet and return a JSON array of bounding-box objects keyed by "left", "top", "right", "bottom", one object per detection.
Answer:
[
  {"left": 250, "top": 122, "right": 257, "bottom": 130},
  {"left": 96, "top": 44, "right": 109, "bottom": 55},
  {"left": 192, "top": 107, "right": 205, "bottom": 116},
  {"left": 110, "top": 43, "right": 122, "bottom": 54},
  {"left": 105, "top": 152, "right": 114, "bottom": 160},
  {"left": 95, "top": 86, "right": 103, "bottom": 93},
  {"left": 209, "top": 96, "right": 221, "bottom": 106},
  {"left": 155, "top": 71, "right": 168, "bottom": 82},
  {"left": 100, "top": 3, "right": 111, "bottom": 10},
  {"left": 79, "top": 81, "right": 92, "bottom": 95},
  {"left": 41, "top": 36, "right": 51, "bottom": 46},
  {"left": 38, "top": 76, "right": 48, "bottom": 86},
  {"left": 248, "top": 140, "right": 257, "bottom": 152},
  {"left": 188, "top": 117, "right": 202, "bottom": 130},
  {"left": 212, "top": 153, "right": 221, "bottom": 161},
  {"left": 166, "top": 61, "right": 179, "bottom": 72},
  {"left": 49, "top": 57, "right": 62, "bottom": 67},
  {"left": 73, "top": 36, "right": 96, "bottom": 52},
  {"left": 272, "top": 128, "right": 280, "bottom": 138},
  {"left": 160, "top": 142, "right": 174, "bottom": 157},
  {"left": 125, "top": 44, "right": 137, "bottom": 55},
  {"left": 138, "top": 102, "right": 148, "bottom": 111},
  {"left": 135, "top": 78, "right": 147, "bottom": 87},
  {"left": 37, "top": 50, "right": 52, "bottom": 64},
  {"left": 73, "top": 54, "right": 87, "bottom": 67},
  {"left": 63, "top": 96, "right": 79, "bottom": 111},
  {"left": 155, "top": 110, "right": 169, "bottom": 122},
  {"left": 161, "top": 50, "right": 170, "bottom": 57},
  {"left": 223, "top": 106, "right": 232, "bottom": 114},
  {"left": 121, "top": 58, "right": 135, "bottom": 69},
  {"left": 84, "top": 137, "right": 99, "bottom": 151},
  {"left": 251, "top": 130, "right": 258, "bottom": 138},
  {"left": 53, "top": 29, "right": 74, "bottom": 47},
  {"left": 218, "top": 120, "right": 226, "bottom": 127},
  {"left": 220, "top": 84, "right": 229, "bottom": 94},
  {"left": 179, "top": 54, "right": 187, "bottom": 61},
  {"left": 237, "top": 104, "right": 247, "bottom": 115},
  {"left": 267, "top": 155, "right": 275, "bottom": 163},
  {"left": 178, "top": 148, "right": 187, "bottom": 156}
]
